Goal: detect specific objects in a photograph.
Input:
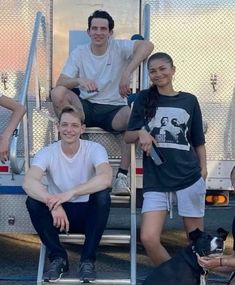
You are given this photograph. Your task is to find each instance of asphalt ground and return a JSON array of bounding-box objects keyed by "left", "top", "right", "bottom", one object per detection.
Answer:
[{"left": 1, "top": 200, "right": 235, "bottom": 285}]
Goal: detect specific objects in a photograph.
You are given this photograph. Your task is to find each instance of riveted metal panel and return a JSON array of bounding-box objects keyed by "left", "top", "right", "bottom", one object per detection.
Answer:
[{"left": 0, "top": 195, "right": 35, "bottom": 233}]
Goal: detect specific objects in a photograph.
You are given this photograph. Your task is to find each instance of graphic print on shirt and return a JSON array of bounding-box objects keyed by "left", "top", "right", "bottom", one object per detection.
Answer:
[{"left": 148, "top": 107, "right": 190, "bottom": 151}]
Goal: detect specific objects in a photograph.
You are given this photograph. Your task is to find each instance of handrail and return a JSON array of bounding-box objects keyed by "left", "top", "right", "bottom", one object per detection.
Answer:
[
  {"left": 9, "top": 11, "right": 46, "bottom": 174},
  {"left": 142, "top": 3, "right": 151, "bottom": 90}
]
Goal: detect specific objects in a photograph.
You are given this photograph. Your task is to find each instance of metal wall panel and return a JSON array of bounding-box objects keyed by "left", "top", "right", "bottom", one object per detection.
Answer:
[
  {"left": 146, "top": 0, "right": 235, "bottom": 161},
  {"left": 0, "top": 0, "right": 54, "bottom": 157}
]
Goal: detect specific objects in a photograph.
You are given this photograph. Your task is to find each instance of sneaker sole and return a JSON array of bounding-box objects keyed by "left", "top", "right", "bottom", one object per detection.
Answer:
[
  {"left": 44, "top": 271, "right": 67, "bottom": 283},
  {"left": 80, "top": 277, "right": 96, "bottom": 283}
]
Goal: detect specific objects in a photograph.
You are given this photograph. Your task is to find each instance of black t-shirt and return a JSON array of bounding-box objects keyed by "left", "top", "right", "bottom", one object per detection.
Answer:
[{"left": 128, "top": 90, "right": 205, "bottom": 192}]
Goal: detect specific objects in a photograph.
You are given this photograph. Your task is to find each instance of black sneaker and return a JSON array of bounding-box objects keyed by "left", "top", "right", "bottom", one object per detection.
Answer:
[
  {"left": 79, "top": 261, "right": 96, "bottom": 282},
  {"left": 43, "top": 257, "right": 69, "bottom": 282}
]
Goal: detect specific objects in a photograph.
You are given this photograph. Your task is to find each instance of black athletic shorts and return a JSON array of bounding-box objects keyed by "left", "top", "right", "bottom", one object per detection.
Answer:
[{"left": 72, "top": 88, "right": 128, "bottom": 132}]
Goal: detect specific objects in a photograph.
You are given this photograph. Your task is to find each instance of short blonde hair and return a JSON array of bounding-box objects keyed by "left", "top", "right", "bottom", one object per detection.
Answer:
[{"left": 58, "top": 105, "right": 85, "bottom": 124}]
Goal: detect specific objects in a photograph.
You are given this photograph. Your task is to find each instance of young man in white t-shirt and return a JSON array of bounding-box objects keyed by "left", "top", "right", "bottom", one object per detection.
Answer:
[
  {"left": 51, "top": 10, "right": 154, "bottom": 195},
  {"left": 0, "top": 93, "right": 25, "bottom": 162},
  {"left": 23, "top": 106, "right": 112, "bottom": 282}
]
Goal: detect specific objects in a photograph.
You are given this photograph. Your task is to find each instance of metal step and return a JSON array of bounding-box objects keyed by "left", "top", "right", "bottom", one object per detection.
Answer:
[
  {"left": 42, "top": 278, "right": 131, "bottom": 284},
  {"left": 59, "top": 230, "right": 131, "bottom": 245},
  {"left": 111, "top": 195, "right": 130, "bottom": 204}
]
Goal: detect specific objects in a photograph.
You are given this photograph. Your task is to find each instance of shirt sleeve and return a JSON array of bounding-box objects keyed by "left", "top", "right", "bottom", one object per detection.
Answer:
[
  {"left": 115, "top": 39, "right": 136, "bottom": 60},
  {"left": 128, "top": 92, "right": 146, "bottom": 131},
  {"left": 190, "top": 96, "right": 205, "bottom": 147},
  {"left": 31, "top": 147, "right": 50, "bottom": 172},
  {"left": 90, "top": 143, "right": 109, "bottom": 168}
]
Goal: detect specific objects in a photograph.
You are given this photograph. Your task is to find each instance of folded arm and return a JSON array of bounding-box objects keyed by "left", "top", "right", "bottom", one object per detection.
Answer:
[
  {"left": 23, "top": 165, "right": 52, "bottom": 203},
  {"left": 23, "top": 166, "right": 70, "bottom": 232},
  {"left": 46, "top": 162, "right": 112, "bottom": 210}
]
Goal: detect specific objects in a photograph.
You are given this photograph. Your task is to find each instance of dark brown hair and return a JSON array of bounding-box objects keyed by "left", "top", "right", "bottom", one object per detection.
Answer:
[
  {"left": 144, "top": 52, "right": 174, "bottom": 123},
  {"left": 88, "top": 10, "right": 114, "bottom": 31}
]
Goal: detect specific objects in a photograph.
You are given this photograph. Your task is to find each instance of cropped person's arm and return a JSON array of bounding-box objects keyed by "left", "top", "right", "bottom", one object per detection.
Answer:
[
  {"left": 46, "top": 162, "right": 112, "bottom": 210},
  {"left": 23, "top": 166, "right": 52, "bottom": 203},
  {"left": 119, "top": 40, "right": 154, "bottom": 96},
  {"left": 195, "top": 144, "right": 207, "bottom": 180},
  {"left": 0, "top": 95, "right": 26, "bottom": 161}
]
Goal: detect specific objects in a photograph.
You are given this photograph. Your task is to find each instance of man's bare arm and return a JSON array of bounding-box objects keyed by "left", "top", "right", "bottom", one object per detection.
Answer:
[
  {"left": 46, "top": 162, "right": 112, "bottom": 210},
  {"left": 119, "top": 40, "right": 154, "bottom": 96},
  {"left": 126, "top": 40, "right": 154, "bottom": 74},
  {"left": 23, "top": 166, "right": 51, "bottom": 203},
  {"left": 56, "top": 74, "right": 80, "bottom": 89},
  {"left": 56, "top": 74, "right": 98, "bottom": 92}
]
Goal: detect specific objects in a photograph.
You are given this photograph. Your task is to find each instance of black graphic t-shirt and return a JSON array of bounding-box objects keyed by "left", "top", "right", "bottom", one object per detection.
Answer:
[{"left": 128, "top": 90, "right": 205, "bottom": 192}]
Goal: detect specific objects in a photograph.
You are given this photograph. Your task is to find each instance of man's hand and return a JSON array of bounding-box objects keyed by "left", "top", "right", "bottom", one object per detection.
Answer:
[
  {"left": 51, "top": 205, "right": 69, "bottom": 233},
  {"left": 119, "top": 71, "right": 131, "bottom": 97},
  {"left": 138, "top": 129, "right": 155, "bottom": 155},
  {"left": 78, "top": 78, "right": 98, "bottom": 93},
  {"left": 46, "top": 191, "right": 75, "bottom": 211},
  {"left": 0, "top": 134, "right": 10, "bottom": 162}
]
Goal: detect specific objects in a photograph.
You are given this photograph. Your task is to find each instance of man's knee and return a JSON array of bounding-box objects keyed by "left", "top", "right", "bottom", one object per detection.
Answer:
[
  {"left": 51, "top": 86, "right": 68, "bottom": 104},
  {"left": 90, "top": 188, "right": 111, "bottom": 208},
  {"left": 26, "top": 196, "right": 45, "bottom": 214},
  {"left": 112, "top": 106, "right": 131, "bottom": 131}
]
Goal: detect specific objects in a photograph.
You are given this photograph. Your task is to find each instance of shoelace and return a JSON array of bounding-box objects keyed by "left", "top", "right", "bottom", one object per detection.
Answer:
[{"left": 80, "top": 262, "right": 94, "bottom": 273}]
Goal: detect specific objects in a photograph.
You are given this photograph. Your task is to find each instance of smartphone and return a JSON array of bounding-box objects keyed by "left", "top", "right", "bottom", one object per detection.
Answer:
[{"left": 149, "top": 143, "right": 166, "bottom": 166}]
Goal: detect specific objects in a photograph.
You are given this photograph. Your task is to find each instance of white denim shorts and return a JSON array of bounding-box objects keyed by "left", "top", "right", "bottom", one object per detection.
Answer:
[{"left": 142, "top": 177, "right": 206, "bottom": 218}]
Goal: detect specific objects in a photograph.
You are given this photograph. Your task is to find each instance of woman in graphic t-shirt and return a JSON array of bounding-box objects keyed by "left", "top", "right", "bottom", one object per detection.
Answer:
[{"left": 125, "top": 52, "right": 207, "bottom": 266}]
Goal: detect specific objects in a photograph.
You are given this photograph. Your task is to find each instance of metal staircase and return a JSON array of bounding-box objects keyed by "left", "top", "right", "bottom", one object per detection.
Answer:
[{"left": 7, "top": 4, "right": 150, "bottom": 284}]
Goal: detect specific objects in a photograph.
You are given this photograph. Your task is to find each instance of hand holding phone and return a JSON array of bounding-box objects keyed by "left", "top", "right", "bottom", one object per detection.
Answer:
[{"left": 149, "top": 143, "right": 166, "bottom": 166}]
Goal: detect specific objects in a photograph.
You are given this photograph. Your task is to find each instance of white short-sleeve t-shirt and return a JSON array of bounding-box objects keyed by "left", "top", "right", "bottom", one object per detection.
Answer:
[
  {"left": 62, "top": 39, "right": 135, "bottom": 106},
  {"left": 32, "top": 139, "right": 109, "bottom": 203}
]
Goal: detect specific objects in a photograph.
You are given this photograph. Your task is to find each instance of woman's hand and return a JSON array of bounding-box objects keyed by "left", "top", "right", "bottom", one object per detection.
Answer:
[
  {"left": 201, "top": 167, "right": 208, "bottom": 181},
  {"left": 138, "top": 129, "right": 155, "bottom": 155},
  {"left": 197, "top": 255, "right": 220, "bottom": 269}
]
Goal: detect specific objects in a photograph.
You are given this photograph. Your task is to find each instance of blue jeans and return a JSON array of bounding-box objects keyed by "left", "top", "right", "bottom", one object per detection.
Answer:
[{"left": 26, "top": 188, "right": 111, "bottom": 263}]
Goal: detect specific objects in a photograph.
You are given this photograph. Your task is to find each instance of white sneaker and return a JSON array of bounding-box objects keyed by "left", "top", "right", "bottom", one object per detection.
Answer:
[{"left": 112, "top": 173, "right": 130, "bottom": 196}]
